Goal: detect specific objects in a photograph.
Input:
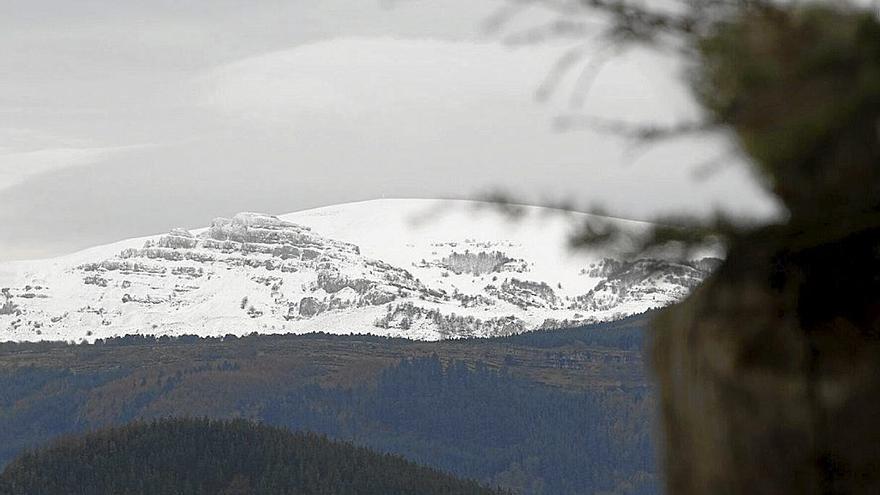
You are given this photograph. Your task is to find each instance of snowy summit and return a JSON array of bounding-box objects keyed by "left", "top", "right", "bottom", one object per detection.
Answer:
[{"left": 0, "top": 199, "right": 719, "bottom": 342}]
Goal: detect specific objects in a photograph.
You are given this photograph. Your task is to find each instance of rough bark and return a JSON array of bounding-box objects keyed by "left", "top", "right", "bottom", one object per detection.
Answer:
[{"left": 652, "top": 223, "right": 880, "bottom": 494}]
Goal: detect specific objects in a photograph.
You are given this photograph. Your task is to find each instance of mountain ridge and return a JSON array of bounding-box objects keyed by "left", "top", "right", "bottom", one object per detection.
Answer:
[{"left": 0, "top": 199, "right": 718, "bottom": 342}]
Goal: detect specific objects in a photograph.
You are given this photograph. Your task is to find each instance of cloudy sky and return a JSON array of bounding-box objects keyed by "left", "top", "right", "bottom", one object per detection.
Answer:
[{"left": 0, "top": 0, "right": 782, "bottom": 261}]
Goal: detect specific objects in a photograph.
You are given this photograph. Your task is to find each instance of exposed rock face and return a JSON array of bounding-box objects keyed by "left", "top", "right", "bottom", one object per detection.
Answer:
[
  {"left": 487, "top": 278, "right": 558, "bottom": 309},
  {"left": 205, "top": 213, "right": 360, "bottom": 256},
  {"left": 297, "top": 297, "right": 324, "bottom": 318},
  {"left": 572, "top": 258, "right": 714, "bottom": 313},
  {"left": 155, "top": 229, "right": 198, "bottom": 249},
  {"left": 361, "top": 288, "right": 397, "bottom": 306},
  {"left": 0, "top": 290, "right": 17, "bottom": 316},
  {"left": 316, "top": 270, "right": 375, "bottom": 295},
  {"left": 652, "top": 225, "right": 880, "bottom": 494},
  {"left": 375, "top": 301, "right": 527, "bottom": 338}
]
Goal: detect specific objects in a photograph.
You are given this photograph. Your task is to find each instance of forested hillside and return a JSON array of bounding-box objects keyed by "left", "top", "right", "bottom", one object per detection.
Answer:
[
  {"left": 0, "top": 418, "right": 503, "bottom": 495},
  {"left": 0, "top": 313, "right": 657, "bottom": 494}
]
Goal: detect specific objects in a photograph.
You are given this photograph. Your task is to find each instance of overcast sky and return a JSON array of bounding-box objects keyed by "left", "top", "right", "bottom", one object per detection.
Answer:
[{"left": 0, "top": 0, "right": 782, "bottom": 261}]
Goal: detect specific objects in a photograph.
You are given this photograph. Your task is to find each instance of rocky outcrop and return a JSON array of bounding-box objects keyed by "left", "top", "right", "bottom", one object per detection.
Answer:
[
  {"left": 572, "top": 258, "right": 715, "bottom": 312},
  {"left": 316, "top": 270, "right": 375, "bottom": 295},
  {"left": 375, "top": 301, "right": 526, "bottom": 338},
  {"left": 486, "top": 278, "right": 558, "bottom": 309},
  {"left": 361, "top": 288, "right": 397, "bottom": 306},
  {"left": 205, "top": 213, "right": 360, "bottom": 256},
  {"left": 296, "top": 297, "right": 325, "bottom": 318},
  {"left": 155, "top": 229, "right": 198, "bottom": 249}
]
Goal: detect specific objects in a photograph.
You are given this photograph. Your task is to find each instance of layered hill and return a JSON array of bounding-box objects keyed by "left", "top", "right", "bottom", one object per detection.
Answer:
[
  {"left": 0, "top": 318, "right": 657, "bottom": 495},
  {"left": 0, "top": 199, "right": 719, "bottom": 341}
]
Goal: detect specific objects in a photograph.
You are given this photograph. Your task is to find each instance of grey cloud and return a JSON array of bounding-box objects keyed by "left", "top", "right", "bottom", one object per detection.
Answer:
[{"left": 0, "top": 0, "right": 780, "bottom": 261}]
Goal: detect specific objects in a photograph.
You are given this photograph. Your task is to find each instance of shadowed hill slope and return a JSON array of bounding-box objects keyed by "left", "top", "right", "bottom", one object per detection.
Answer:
[{"left": 0, "top": 418, "right": 503, "bottom": 495}]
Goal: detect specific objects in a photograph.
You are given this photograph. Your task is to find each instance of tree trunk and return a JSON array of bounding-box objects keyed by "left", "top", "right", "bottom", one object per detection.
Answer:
[{"left": 652, "top": 223, "right": 880, "bottom": 494}]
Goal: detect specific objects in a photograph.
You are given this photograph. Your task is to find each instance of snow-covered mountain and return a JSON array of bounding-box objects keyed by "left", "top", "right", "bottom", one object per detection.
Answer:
[{"left": 0, "top": 199, "right": 720, "bottom": 342}]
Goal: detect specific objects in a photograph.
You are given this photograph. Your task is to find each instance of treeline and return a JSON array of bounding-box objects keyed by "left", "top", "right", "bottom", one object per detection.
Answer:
[
  {"left": 0, "top": 418, "right": 504, "bottom": 495},
  {"left": 0, "top": 311, "right": 654, "bottom": 353},
  {"left": 0, "top": 332, "right": 415, "bottom": 351},
  {"left": 491, "top": 311, "right": 653, "bottom": 350}
]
